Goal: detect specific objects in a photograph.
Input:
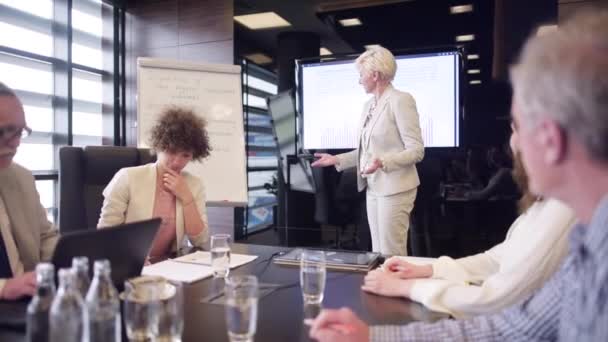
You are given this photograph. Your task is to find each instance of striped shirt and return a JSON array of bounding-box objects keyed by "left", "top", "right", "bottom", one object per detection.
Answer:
[{"left": 370, "top": 195, "right": 608, "bottom": 341}]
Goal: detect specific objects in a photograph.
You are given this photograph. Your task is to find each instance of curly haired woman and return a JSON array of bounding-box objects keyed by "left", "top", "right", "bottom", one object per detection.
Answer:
[{"left": 98, "top": 107, "right": 212, "bottom": 260}]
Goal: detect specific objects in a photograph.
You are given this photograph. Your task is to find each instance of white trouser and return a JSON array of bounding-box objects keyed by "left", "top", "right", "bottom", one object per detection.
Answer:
[{"left": 366, "top": 188, "right": 417, "bottom": 255}]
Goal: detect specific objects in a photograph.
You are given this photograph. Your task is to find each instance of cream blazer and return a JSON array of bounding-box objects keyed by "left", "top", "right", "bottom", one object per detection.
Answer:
[
  {"left": 336, "top": 85, "right": 424, "bottom": 196},
  {"left": 0, "top": 163, "right": 59, "bottom": 294},
  {"left": 97, "top": 163, "right": 208, "bottom": 249}
]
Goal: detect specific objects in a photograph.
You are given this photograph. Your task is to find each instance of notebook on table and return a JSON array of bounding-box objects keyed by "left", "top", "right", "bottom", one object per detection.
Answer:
[{"left": 273, "top": 248, "right": 381, "bottom": 272}]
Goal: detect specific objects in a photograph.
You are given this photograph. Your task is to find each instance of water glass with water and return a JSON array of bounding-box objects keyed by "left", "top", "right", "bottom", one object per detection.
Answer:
[
  {"left": 300, "top": 250, "right": 326, "bottom": 304},
  {"left": 157, "top": 281, "right": 184, "bottom": 342},
  {"left": 211, "top": 234, "right": 231, "bottom": 278},
  {"left": 224, "top": 275, "right": 258, "bottom": 342},
  {"left": 121, "top": 277, "right": 161, "bottom": 341}
]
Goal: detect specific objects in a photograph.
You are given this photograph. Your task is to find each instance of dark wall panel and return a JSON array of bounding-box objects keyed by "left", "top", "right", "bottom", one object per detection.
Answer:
[
  {"left": 178, "top": 0, "right": 233, "bottom": 45},
  {"left": 179, "top": 40, "right": 234, "bottom": 63},
  {"left": 559, "top": 0, "right": 608, "bottom": 22},
  {"left": 132, "top": 0, "right": 178, "bottom": 51}
]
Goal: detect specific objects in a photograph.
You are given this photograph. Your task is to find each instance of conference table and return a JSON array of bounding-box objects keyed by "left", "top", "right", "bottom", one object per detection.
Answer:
[
  {"left": 0, "top": 243, "right": 448, "bottom": 342},
  {"left": 182, "top": 243, "right": 447, "bottom": 341}
]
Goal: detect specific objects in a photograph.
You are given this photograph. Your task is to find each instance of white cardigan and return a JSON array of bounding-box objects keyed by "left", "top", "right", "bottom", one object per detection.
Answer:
[
  {"left": 97, "top": 163, "right": 208, "bottom": 249},
  {"left": 405, "top": 198, "right": 576, "bottom": 318}
]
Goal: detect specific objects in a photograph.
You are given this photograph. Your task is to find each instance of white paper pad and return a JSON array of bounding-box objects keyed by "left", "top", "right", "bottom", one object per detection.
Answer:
[
  {"left": 173, "top": 251, "right": 258, "bottom": 268},
  {"left": 141, "top": 251, "right": 258, "bottom": 283},
  {"left": 142, "top": 261, "right": 214, "bottom": 283}
]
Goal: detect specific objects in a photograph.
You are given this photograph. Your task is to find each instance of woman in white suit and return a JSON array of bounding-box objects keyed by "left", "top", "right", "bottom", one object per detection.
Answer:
[
  {"left": 98, "top": 107, "right": 211, "bottom": 261},
  {"left": 312, "top": 46, "right": 424, "bottom": 255}
]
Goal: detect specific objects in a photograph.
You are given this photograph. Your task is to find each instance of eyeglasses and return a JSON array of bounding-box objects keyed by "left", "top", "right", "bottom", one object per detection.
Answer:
[{"left": 0, "top": 125, "right": 32, "bottom": 142}]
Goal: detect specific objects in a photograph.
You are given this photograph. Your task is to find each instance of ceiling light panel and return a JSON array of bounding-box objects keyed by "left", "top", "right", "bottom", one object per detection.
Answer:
[
  {"left": 469, "top": 80, "right": 482, "bottom": 84},
  {"left": 450, "top": 4, "right": 473, "bottom": 14},
  {"left": 244, "top": 53, "right": 273, "bottom": 65},
  {"left": 320, "top": 47, "right": 332, "bottom": 56},
  {"left": 234, "top": 12, "right": 291, "bottom": 30},
  {"left": 339, "top": 18, "right": 362, "bottom": 27},
  {"left": 456, "top": 34, "right": 475, "bottom": 42},
  {"left": 467, "top": 54, "right": 479, "bottom": 60},
  {"left": 467, "top": 69, "right": 480, "bottom": 74}
]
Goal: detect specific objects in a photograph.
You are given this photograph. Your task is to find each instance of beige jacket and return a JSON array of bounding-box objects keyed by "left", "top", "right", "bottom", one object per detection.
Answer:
[
  {"left": 336, "top": 85, "right": 424, "bottom": 196},
  {"left": 97, "top": 163, "right": 208, "bottom": 249},
  {"left": 0, "top": 163, "right": 59, "bottom": 294}
]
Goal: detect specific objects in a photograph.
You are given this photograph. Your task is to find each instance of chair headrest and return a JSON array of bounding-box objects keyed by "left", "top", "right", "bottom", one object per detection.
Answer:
[{"left": 83, "top": 146, "right": 139, "bottom": 184}]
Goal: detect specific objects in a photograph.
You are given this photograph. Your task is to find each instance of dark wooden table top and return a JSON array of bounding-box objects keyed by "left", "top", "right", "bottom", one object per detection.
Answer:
[
  {"left": 181, "top": 243, "right": 447, "bottom": 342},
  {"left": 0, "top": 243, "right": 448, "bottom": 342}
]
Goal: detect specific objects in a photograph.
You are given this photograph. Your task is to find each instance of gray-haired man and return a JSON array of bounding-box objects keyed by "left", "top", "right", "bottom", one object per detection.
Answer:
[{"left": 0, "top": 82, "right": 58, "bottom": 300}]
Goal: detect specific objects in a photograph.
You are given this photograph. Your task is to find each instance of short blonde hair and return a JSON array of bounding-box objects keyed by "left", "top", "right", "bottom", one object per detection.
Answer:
[
  {"left": 510, "top": 9, "right": 608, "bottom": 161},
  {"left": 355, "top": 45, "right": 397, "bottom": 81}
]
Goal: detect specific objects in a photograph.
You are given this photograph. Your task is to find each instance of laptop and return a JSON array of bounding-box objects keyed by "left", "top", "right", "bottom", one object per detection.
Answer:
[
  {"left": 0, "top": 218, "right": 160, "bottom": 330},
  {"left": 51, "top": 218, "right": 162, "bottom": 289}
]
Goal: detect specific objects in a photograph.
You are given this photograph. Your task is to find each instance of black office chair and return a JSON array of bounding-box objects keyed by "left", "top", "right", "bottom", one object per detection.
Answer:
[
  {"left": 409, "top": 156, "right": 442, "bottom": 256},
  {"left": 312, "top": 166, "right": 366, "bottom": 250},
  {"left": 58, "top": 146, "right": 156, "bottom": 233}
]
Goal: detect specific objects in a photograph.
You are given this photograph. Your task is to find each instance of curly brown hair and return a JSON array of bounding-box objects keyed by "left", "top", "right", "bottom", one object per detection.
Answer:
[{"left": 149, "top": 107, "right": 212, "bottom": 161}]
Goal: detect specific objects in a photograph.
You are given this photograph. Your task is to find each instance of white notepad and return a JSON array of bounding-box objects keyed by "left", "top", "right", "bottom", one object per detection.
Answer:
[
  {"left": 141, "top": 251, "right": 258, "bottom": 283},
  {"left": 173, "top": 251, "right": 258, "bottom": 268}
]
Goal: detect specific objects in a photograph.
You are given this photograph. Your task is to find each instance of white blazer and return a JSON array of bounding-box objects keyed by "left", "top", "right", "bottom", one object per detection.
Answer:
[
  {"left": 97, "top": 163, "right": 208, "bottom": 249},
  {"left": 337, "top": 85, "right": 424, "bottom": 196}
]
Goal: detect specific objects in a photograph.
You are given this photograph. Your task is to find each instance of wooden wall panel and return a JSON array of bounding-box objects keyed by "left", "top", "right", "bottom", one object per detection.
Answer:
[
  {"left": 178, "top": 40, "right": 234, "bottom": 64},
  {"left": 132, "top": 0, "right": 178, "bottom": 51},
  {"left": 178, "top": 0, "right": 233, "bottom": 45},
  {"left": 559, "top": 0, "right": 608, "bottom": 22}
]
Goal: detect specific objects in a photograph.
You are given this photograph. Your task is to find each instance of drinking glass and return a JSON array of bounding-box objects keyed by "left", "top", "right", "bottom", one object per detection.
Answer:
[
  {"left": 211, "top": 234, "right": 232, "bottom": 278},
  {"left": 300, "top": 250, "right": 326, "bottom": 304},
  {"left": 157, "top": 281, "right": 184, "bottom": 342},
  {"left": 121, "top": 278, "right": 160, "bottom": 341},
  {"left": 224, "top": 275, "right": 259, "bottom": 342}
]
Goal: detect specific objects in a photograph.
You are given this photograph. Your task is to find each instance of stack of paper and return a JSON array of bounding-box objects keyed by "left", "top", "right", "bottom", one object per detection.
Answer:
[{"left": 142, "top": 251, "right": 258, "bottom": 283}]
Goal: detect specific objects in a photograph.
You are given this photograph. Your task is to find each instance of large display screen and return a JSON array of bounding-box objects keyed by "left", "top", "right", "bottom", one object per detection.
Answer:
[{"left": 298, "top": 49, "right": 461, "bottom": 149}]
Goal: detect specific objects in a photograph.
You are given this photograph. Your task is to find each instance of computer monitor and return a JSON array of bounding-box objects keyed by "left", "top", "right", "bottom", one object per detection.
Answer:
[
  {"left": 296, "top": 47, "right": 463, "bottom": 150},
  {"left": 267, "top": 90, "right": 314, "bottom": 192}
]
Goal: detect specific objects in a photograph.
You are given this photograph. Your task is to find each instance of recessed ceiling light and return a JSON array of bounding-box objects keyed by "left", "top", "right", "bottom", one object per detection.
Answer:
[
  {"left": 364, "top": 44, "right": 380, "bottom": 50},
  {"left": 244, "top": 53, "right": 273, "bottom": 65},
  {"left": 234, "top": 12, "right": 291, "bottom": 30},
  {"left": 320, "top": 47, "right": 332, "bottom": 56},
  {"left": 469, "top": 80, "right": 482, "bottom": 84},
  {"left": 456, "top": 34, "right": 475, "bottom": 42},
  {"left": 537, "top": 24, "right": 558, "bottom": 36},
  {"left": 467, "top": 54, "right": 480, "bottom": 60},
  {"left": 450, "top": 4, "right": 473, "bottom": 14},
  {"left": 467, "top": 69, "right": 481, "bottom": 74},
  {"left": 339, "top": 18, "right": 362, "bottom": 27}
]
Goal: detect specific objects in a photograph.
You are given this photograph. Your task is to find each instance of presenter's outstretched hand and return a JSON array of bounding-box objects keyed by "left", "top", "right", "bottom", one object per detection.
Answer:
[
  {"left": 311, "top": 153, "right": 338, "bottom": 167},
  {"left": 382, "top": 257, "right": 433, "bottom": 279},
  {"left": 309, "top": 308, "right": 369, "bottom": 342}
]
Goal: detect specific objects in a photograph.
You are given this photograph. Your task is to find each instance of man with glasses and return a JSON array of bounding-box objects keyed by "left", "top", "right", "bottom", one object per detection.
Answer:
[{"left": 0, "top": 82, "right": 58, "bottom": 300}]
